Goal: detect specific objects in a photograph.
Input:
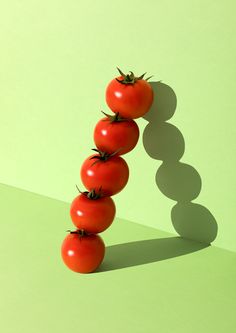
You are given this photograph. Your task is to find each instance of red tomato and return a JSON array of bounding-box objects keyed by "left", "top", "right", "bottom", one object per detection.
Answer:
[
  {"left": 106, "top": 68, "right": 153, "bottom": 119},
  {"left": 80, "top": 150, "right": 129, "bottom": 196},
  {"left": 93, "top": 112, "right": 139, "bottom": 155},
  {"left": 70, "top": 189, "right": 116, "bottom": 233},
  {"left": 61, "top": 230, "right": 105, "bottom": 273}
]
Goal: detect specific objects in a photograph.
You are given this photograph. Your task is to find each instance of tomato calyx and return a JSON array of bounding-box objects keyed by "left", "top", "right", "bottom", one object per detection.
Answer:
[
  {"left": 67, "top": 229, "right": 88, "bottom": 237},
  {"left": 89, "top": 147, "right": 123, "bottom": 166},
  {"left": 115, "top": 67, "right": 153, "bottom": 85},
  {"left": 75, "top": 184, "right": 103, "bottom": 200},
  {"left": 101, "top": 111, "right": 128, "bottom": 123}
]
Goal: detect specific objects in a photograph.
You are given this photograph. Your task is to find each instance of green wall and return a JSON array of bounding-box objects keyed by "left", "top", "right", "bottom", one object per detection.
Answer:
[{"left": 1, "top": 0, "right": 235, "bottom": 251}]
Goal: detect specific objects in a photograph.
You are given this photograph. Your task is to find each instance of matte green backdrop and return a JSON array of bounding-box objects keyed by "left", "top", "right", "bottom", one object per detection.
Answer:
[{"left": 0, "top": 0, "right": 235, "bottom": 251}]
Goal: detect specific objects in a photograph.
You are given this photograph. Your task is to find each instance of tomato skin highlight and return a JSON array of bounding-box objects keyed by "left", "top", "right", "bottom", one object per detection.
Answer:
[
  {"left": 61, "top": 232, "right": 105, "bottom": 273},
  {"left": 80, "top": 154, "right": 129, "bottom": 196},
  {"left": 93, "top": 117, "right": 139, "bottom": 155},
  {"left": 105, "top": 76, "right": 153, "bottom": 119},
  {"left": 70, "top": 193, "right": 116, "bottom": 233}
]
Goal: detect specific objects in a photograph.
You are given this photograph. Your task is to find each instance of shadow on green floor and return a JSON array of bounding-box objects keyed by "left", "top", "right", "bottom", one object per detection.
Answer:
[{"left": 96, "top": 237, "right": 209, "bottom": 272}]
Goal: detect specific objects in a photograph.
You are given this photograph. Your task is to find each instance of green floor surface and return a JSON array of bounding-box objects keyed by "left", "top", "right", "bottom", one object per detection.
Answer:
[{"left": 0, "top": 183, "right": 235, "bottom": 333}]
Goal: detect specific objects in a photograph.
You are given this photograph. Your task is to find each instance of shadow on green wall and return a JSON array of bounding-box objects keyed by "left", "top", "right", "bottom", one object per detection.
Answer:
[
  {"left": 97, "top": 82, "right": 218, "bottom": 273},
  {"left": 96, "top": 237, "right": 208, "bottom": 272},
  {"left": 142, "top": 82, "right": 218, "bottom": 244}
]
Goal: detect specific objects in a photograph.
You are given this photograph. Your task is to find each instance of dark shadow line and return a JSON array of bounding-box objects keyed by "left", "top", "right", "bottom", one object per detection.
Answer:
[{"left": 95, "top": 237, "right": 209, "bottom": 272}]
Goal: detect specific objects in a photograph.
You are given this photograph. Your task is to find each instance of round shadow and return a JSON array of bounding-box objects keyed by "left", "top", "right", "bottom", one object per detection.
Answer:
[
  {"left": 171, "top": 202, "right": 218, "bottom": 244},
  {"left": 143, "top": 122, "right": 185, "bottom": 161},
  {"left": 142, "top": 81, "right": 177, "bottom": 123},
  {"left": 142, "top": 80, "right": 218, "bottom": 245},
  {"left": 156, "top": 162, "right": 202, "bottom": 202}
]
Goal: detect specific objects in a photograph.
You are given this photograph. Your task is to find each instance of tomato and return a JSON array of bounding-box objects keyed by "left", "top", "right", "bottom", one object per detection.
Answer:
[
  {"left": 61, "top": 230, "right": 105, "bottom": 273},
  {"left": 93, "top": 111, "right": 139, "bottom": 155},
  {"left": 70, "top": 188, "right": 116, "bottom": 233},
  {"left": 80, "top": 149, "right": 129, "bottom": 196},
  {"left": 106, "top": 68, "right": 153, "bottom": 119}
]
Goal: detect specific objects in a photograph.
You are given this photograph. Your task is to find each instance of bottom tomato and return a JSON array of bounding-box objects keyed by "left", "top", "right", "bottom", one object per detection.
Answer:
[{"left": 61, "top": 230, "right": 105, "bottom": 273}]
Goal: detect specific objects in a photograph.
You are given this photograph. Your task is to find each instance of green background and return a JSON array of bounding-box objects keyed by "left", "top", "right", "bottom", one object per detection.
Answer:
[
  {"left": 1, "top": 0, "right": 235, "bottom": 251},
  {"left": 1, "top": 1, "right": 236, "bottom": 332}
]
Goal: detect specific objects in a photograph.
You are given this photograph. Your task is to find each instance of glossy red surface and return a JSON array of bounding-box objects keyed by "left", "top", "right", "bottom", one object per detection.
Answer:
[
  {"left": 61, "top": 232, "right": 105, "bottom": 273},
  {"left": 80, "top": 154, "right": 129, "bottom": 196},
  {"left": 70, "top": 193, "right": 116, "bottom": 233},
  {"left": 93, "top": 117, "right": 139, "bottom": 155},
  {"left": 106, "top": 76, "right": 153, "bottom": 119}
]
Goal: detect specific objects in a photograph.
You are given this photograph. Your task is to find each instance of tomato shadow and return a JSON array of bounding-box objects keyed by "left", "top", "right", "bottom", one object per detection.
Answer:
[
  {"left": 95, "top": 237, "right": 208, "bottom": 272},
  {"left": 142, "top": 82, "right": 218, "bottom": 244}
]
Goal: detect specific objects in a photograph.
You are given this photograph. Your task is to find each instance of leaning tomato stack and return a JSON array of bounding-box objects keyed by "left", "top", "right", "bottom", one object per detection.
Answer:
[{"left": 61, "top": 68, "right": 154, "bottom": 273}]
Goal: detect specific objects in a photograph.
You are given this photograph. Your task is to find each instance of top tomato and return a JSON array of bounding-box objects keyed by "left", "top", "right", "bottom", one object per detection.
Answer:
[{"left": 105, "top": 68, "right": 154, "bottom": 119}]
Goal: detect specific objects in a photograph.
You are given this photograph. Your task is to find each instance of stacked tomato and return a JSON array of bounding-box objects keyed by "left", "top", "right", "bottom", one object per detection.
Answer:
[{"left": 61, "top": 68, "right": 154, "bottom": 273}]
